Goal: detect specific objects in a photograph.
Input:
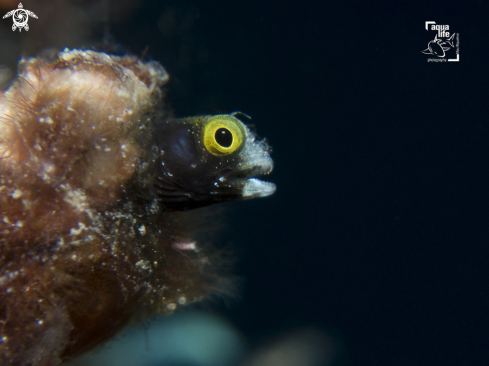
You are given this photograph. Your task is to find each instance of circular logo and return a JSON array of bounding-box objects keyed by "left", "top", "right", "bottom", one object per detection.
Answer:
[
  {"left": 2, "top": 3, "right": 38, "bottom": 32},
  {"left": 12, "top": 8, "right": 29, "bottom": 29}
]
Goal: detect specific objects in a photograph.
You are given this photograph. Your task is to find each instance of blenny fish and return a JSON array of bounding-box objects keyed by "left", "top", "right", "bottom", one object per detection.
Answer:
[{"left": 0, "top": 49, "right": 275, "bottom": 365}]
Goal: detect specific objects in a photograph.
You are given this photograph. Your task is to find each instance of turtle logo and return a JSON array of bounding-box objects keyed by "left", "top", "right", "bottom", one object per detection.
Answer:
[{"left": 3, "top": 3, "right": 38, "bottom": 32}]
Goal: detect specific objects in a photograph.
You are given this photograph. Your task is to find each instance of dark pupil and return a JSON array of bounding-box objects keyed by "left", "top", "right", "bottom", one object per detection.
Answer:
[{"left": 215, "top": 128, "right": 233, "bottom": 147}]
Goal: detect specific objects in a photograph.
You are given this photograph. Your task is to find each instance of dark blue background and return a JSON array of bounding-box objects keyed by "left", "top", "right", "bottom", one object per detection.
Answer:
[
  {"left": 109, "top": 1, "right": 489, "bottom": 365},
  {"left": 0, "top": 0, "right": 483, "bottom": 364}
]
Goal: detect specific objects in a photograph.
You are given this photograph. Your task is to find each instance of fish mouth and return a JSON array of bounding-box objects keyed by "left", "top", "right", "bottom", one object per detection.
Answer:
[
  {"left": 242, "top": 178, "right": 276, "bottom": 198},
  {"left": 225, "top": 156, "right": 276, "bottom": 199}
]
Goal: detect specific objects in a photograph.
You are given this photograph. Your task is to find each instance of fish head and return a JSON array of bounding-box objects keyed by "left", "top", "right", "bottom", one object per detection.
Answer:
[{"left": 154, "top": 114, "right": 275, "bottom": 210}]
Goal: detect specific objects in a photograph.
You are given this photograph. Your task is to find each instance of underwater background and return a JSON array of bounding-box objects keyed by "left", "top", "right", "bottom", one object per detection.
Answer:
[{"left": 0, "top": 0, "right": 488, "bottom": 365}]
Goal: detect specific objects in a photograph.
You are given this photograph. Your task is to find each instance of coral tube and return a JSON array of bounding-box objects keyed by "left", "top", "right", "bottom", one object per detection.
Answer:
[{"left": 0, "top": 50, "right": 219, "bottom": 365}]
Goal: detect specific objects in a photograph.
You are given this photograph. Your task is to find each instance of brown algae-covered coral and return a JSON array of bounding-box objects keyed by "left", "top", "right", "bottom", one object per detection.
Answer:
[{"left": 0, "top": 49, "right": 275, "bottom": 365}]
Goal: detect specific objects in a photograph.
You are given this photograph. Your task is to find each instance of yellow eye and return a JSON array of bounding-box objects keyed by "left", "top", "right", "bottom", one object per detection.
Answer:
[{"left": 203, "top": 115, "right": 245, "bottom": 156}]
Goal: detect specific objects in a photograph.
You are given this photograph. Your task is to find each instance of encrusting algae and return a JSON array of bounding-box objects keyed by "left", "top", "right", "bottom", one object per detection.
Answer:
[{"left": 0, "top": 49, "right": 275, "bottom": 365}]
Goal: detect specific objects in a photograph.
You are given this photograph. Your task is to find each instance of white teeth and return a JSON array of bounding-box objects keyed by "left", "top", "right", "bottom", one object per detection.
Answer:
[{"left": 242, "top": 178, "right": 276, "bottom": 198}]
